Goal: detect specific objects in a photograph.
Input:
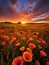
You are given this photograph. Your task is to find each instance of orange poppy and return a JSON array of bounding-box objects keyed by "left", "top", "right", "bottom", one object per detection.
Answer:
[
  {"left": 12, "top": 56, "right": 23, "bottom": 65},
  {"left": 15, "top": 42, "right": 20, "bottom": 47},
  {"left": 28, "top": 37, "right": 33, "bottom": 41},
  {"left": 27, "top": 37, "right": 33, "bottom": 43},
  {"left": 29, "top": 43, "right": 36, "bottom": 49},
  {"left": 26, "top": 48, "right": 32, "bottom": 53},
  {"left": 40, "top": 50, "right": 47, "bottom": 57},
  {"left": 20, "top": 46, "right": 25, "bottom": 52},
  {"left": 22, "top": 37, "right": 26, "bottom": 41},
  {"left": 35, "top": 32, "right": 39, "bottom": 35},
  {"left": 23, "top": 51, "right": 33, "bottom": 62}
]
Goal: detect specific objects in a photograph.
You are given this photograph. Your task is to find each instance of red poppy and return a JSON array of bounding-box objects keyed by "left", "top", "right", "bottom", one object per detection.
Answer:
[
  {"left": 18, "top": 34, "right": 22, "bottom": 38},
  {"left": 23, "top": 51, "right": 33, "bottom": 62},
  {"left": 1, "top": 41, "right": 6, "bottom": 46},
  {"left": 12, "top": 56, "right": 23, "bottom": 65},
  {"left": 46, "top": 61, "right": 49, "bottom": 65},
  {"left": 38, "top": 45, "right": 42, "bottom": 50},
  {"left": 0, "top": 30, "right": 5, "bottom": 34},
  {"left": 1, "top": 35, "right": 10, "bottom": 41},
  {"left": 35, "top": 60, "right": 40, "bottom": 65},
  {"left": 40, "top": 50, "right": 47, "bottom": 57},
  {"left": 38, "top": 38, "right": 47, "bottom": 45},
  {"left": 9, "top": 37, "right": 16, "bottom": 45},
  {"left": 29, "top": 43, "right": 36, "bottom": 49},
  {"left": 33, "top": 35, "right": 38, "bottom": 39}
]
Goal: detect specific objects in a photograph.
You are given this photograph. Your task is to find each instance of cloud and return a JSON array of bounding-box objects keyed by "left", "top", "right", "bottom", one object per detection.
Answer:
[
  {"left": 9, "top": 0, "right": 18, "bottom": 5},
  {"left": 32, "top": 11, "right": 49, "bottom": 21},
  {"left": 28, "top": 1, "right": 37, "bottom": 7},
  {"left": 0, "top": 0, "right": 49, "bottom": 23},
  {"left": 8, "top": 0, "right": 18, "bottom": 8},
  {"left": 0, "top": 6, "right": 20, "bottom": 22}
]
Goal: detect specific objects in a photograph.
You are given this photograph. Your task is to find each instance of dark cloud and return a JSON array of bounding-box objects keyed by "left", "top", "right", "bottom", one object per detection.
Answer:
[
  {"left": 9, "top": 0, "right": 18, "bottom": 6},
  {"left": 28, "top": 1, "right": 36, "bottom": 7},
  {"left": 0, "top": 7, "right": 19, "bottom": 22},
  {"left": 28, "top": 0, "right": 36, "bottom": 3},
  {"left": 0, "top": 0, "right": 18, "bottom": 17}
]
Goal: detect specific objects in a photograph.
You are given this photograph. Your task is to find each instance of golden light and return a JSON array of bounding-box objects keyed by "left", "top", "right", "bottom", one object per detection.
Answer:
[{"left": 21, "top": 22, "right": 26, "bottom": 24}]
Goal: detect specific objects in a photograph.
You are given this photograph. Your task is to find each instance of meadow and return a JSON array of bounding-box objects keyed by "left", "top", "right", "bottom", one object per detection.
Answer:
[{"left": 0, "top": 23, "right": 49, "bottom": 65}]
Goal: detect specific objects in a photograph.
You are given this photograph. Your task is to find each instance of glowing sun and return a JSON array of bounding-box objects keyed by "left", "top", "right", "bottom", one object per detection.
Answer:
[{"left": 21, "top": 22, "right": 26, "bottom": 24}]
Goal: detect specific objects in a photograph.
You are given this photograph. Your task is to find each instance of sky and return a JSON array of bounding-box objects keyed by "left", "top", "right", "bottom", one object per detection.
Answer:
[{"left": 0, "top": 0, "right": 49, "bottom": 23}]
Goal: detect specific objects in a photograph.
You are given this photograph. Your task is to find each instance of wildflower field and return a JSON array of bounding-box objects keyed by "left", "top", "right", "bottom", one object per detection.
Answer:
[{"left": 0, "top": 23, "right": 49, "bottom": 65}]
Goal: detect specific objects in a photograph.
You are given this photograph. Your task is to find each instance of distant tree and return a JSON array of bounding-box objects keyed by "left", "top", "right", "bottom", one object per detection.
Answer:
[
  {"left": 5, "top": 21, "right": 12, "bottom": 24},
  {"left": 5, "top": 21, "right": 8, "bottom": 23},
  {"left": 17, "top": 22, "right": 21, "bottom": 24}
]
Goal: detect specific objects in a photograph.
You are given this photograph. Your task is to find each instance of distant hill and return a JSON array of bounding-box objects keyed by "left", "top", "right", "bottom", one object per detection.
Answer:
[
  {"left": 0, "top": 21, "right": 13, "bottom": 24},
  {"left": 0, "top": 21, "right": 49, "bottom": 24}
]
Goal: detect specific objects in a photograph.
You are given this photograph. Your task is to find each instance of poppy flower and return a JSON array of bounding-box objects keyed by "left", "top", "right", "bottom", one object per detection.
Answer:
[
  {"left": 12, "top": 56, "right": 23, "bottom": 65},
  {"left": 26, "top": 48, "right": 32, "bottom": 53},
  {"left": 33, "top": 35, "right": 38, "bottom": 39},
  {"left": 38, "top": 38, "right": 47, "bottom": 45},
  {"left": 41, "top": 40, "right": 47, "bottom": 45},
  {"left": 23, "top": 51, "right": 33, "bottom": 62},
  {"left": 42, "top": 31, "right": 47, "bottom": 36},
  {"left": 20, "top": 46, "right": 25, "bottom": 52},
  {"left": 38, "top": 45, "right": 42, "bottom": 50},
  {"left": 29, "top": 43, "right": 36, "bottom": 49},
  {"left": 11, "top": 33, "right": 15, "bottom": 37},
  {"left": 16, "top": 40, "right": 19, "bottom": 43},
  {"left": 1, "top": 41, "right": 6, "bottom": 46},
  {"left": 22, "top": 37, "right": 26, "bottom": 41},
  {"left": 28, "top": 37, "right": 33, "bottom": 42},
  {"left": 9, "top": 37, "right": 16, "bottom": 45},
  {"left": 35, "top": 60, "right": 40, "bottom": 65},
  {"left": 37, "top": 40, "right": 41, "bottom": 43},
  {"left": 18, "top": 34, "right": 22, "bottom": 38},
  {"left": 40, "top": 50, "right": 47, "bottom": 57},
  {"left": 35, "top": 32, "right": 39, "bottom": 35},
  {"left": 46, "top": 61, "right": 49, "bottom": 65},
  {"left": 29, "top": 37, "right": 33, "bottom": 41},
  {"left": 1, "top": 35, "right": 10, "bottom": 41},
  {"left": 15, "top": 42, "right": 20, "bottom": 47},
  {"left": 0, "top": 30, "right": 5, "bottom": 34}
]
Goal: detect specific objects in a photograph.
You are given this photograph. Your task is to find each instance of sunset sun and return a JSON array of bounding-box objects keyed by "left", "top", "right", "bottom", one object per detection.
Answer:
[{"left": 21, "top": 22, "right": 26, "bottom": 24}]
